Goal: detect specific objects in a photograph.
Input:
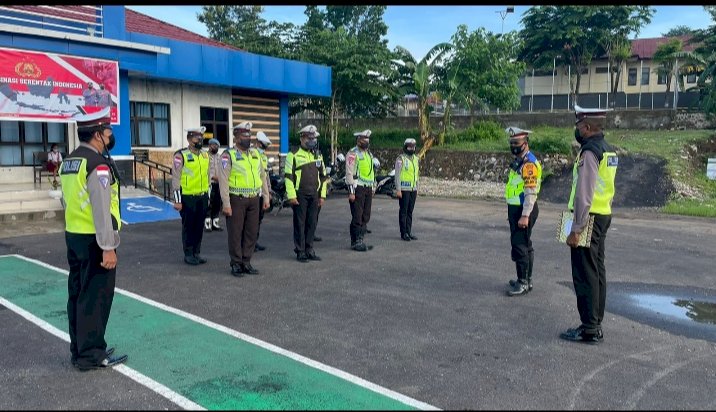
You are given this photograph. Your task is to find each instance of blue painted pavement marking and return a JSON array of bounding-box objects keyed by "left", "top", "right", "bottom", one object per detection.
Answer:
[{"left": 120, "top": 196, "right": 180, "bottom": 224}]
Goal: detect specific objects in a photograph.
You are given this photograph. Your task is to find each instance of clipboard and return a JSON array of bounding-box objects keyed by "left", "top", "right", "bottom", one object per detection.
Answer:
[{"left": 557, "top": 210, "right": 594, "bottom": 247}]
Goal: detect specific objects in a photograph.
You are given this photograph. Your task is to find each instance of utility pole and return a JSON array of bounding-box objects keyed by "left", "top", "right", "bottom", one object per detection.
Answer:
[{"left": 496, "top": 6, "right": 514, "bottom": 34}]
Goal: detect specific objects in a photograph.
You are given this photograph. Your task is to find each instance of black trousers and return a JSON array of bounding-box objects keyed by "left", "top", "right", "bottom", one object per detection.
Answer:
[
  {"left": 398, "top": 190, "right": 417, "bottom": 236},
  {"left": 207, "top": 182, "right": 221, "bottom": 220},
  {"left": 227, "top": 195, "right": 260, "bottom": 265},
  {"left": 292, "top": 192, "right": 319, "bottom": 254},
  {"left": 257, "top": 195, "right": 265, "bottom": 242},
  {"left": 180, "top": 193, "right": 208, "bottom": 257},
  {"left": 570, "top": 213, "right": 612, "bottom": 333},
  {"left": 65, "top": 232, "right": 116, "bottom": 368},
  {"left": 349, "top": 185, "right": 373, "bottom": 243},
  {"left": 507, "top": 203, "right": 539, "bottom": 282}
]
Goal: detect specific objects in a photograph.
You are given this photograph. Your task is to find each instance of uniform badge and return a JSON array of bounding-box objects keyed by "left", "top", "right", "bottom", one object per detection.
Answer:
[
  {"left": 315, "top": 160, "right": 322, "bottom": 167},
  {"left": 96, "top": 165, "right": 110, "bottom": 189},
  {"left": 221, "top": 153, "right": 230, "bottom": 169},
  {"left": 174, "top": 155, "right": 183, "bottom": 168}
]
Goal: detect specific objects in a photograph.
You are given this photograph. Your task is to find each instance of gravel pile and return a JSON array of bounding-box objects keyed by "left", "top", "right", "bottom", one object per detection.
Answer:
[{"left": 418, "top": 177, "right": 505, "bottom": 200}]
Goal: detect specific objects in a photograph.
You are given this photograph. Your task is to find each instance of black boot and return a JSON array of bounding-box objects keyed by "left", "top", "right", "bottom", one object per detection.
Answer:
[
  {"left": 507, "top": 280, "right": 529, "bottom": 296},
  {"left": 184, "top": 249, "right": 199, "bottom": 265},
  {"left": 193, "top": 247, "right": 207, "bottom": 264},
  {"left": 527, "top": 250, "right": 534, "bottom": 291}
]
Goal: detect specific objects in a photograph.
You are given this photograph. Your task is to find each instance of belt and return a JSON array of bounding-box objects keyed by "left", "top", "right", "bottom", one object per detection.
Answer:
[
  {"left": 355, "top": 182, "right": 374, "bottom": 188},
  {"left": 184, "top": 192, "right": 208, "bottom": 197},
  {"left": 230, "top": 194, "right": 258, "bottom": 199}
]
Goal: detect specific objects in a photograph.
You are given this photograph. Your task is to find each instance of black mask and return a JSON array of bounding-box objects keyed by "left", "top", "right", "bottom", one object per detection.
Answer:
[
  {"left": 238, "top": 138, "right": 251, "bottom": 149},
  {"left": 358, "top": 140, "right": 369, "bottom": 150},
  {"left": 105, "top": 134, "right": 116, "bottom": 151},
  {"left": 574, "top": 129, "right": 585, "bottom": 145},
  {"left": 209, "top": 147, "right": 218, "bottom": 154},
  {"left": 192, "top": 141, "right": 203, "bottom": 150},
  {"left": 304, "top": 139, "right": 317, "bottom": 150},
  {"left": 404, "top": 147, "right": 415, "bottom": 155},
  {"left": 510, "top": 143, "right": 524, "bottom": 156}
]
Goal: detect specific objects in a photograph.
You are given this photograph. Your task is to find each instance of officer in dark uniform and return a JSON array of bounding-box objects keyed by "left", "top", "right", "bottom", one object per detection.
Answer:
[
  {"left": 560, "top": 105, "right": 618, "bottom": 344},
  {"left": 254, "top": 131, "right": 271, "bottom": 251},
  {"left": 205, "top": 138, "right": 224, "bottom": 233},
  {"left": 60, "top": 107, "right": 127, "bottom": 371},
  {"left": 172, "top": 126, "right": 210, "bottom": 265},
  {"left": 285, "top": 125, "right": 327, "bottom": 262},
  {"left": 503, "top": 127, "right": 542, "bottom": 296}
]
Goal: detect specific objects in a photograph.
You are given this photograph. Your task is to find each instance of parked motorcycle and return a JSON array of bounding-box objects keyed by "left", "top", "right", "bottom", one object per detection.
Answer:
[
  {"left": 327, "top": 152, "right": 348, "bottom": 196},
  {"left": 373, "top": 157, "right": 397, "bottom": 198},
  {"left": 266, "top": 157, "right": 290, "bottom": 215}
]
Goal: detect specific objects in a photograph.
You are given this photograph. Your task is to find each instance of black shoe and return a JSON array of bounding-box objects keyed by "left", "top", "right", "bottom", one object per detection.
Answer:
[
  {"left": 255, "top": 243, "right": 266, "bottom": 252},
  {"left": 230, "top": 264, "right": 245, "bottom": 277},
  {"left": 194, "top": 254, "right": 207, "bottom": 264},
  {"left": 72, "top": 347, "right": 115, "bottom": 368},
  {"left": 105, "top": 347, "right": 115, "bottom": 357},
  {"left": 184, "top": 256, "right": 200, "bottom": 265},
  {"left": 77, "top": 354, "right": 128, "bottom": 371},
  {"left": 408, "top": 234, "right": 418, "bottom": 240},
  {"left": 559, "top": 326, "right": 601, "bottom": 344},
  {"left": 297, "top": 251, "right": 309, "bottom": 262},
  {"left": 352, "top": 242, "right": 372, "bottom": 252},
  {"left": 306, "top": 251, "right": 321, "bottom": 261},
  {"left": 509, "top": 279, "right": 533, "bottom": 291},
  {"left": 507, "top": 281, "right": 530, "bottom": 296},
  {"left": 401, "top": 234, "right": 411, "bottom": 241},
  {"left": 366, "top": 229, "right": 372, "bottom": 234},
  {"left": 241, "top": 263, "right": 259, "bottom": 275},
  {"left": 212, "top": 225, "right": 223, "bottom": 232},
  {"left": 313, "top": 236, "right": 322, "bottom": 242}
]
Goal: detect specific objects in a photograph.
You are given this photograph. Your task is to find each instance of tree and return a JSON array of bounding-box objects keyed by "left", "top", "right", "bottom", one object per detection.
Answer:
[
  {"left": 676, "top": 6, "right": 716, "bottom": 116},
  {"left": 393, "top": 42, "right": 452, "bottom": 157},
  {"left": 653, "top": 38, "right": 683, "bottom": 107},
  {"left": 663, "top": 25, "right": 695, "bottom": 38}
]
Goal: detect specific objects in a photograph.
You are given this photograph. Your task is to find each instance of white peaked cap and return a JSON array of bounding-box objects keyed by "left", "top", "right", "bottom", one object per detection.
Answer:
[
  {"left": 256, "top": 131, "right": 272, "bottom": 146},
  {"left": 353, "top": 129, "right": 371, "bottom": 138},
  {"left": 505, "top": 126, "right": 532, "bottom": 138},
  {"left": 73, "top": 106, "right": 111, "bottom": 127},
  {"left": 184, "top": 126, "right": 206, "bottom": 134},
  {"left": 574, "top": 104, "right": 612, "bottom": 121},
  {"left": 299, "top": 125, "right": 319, "bottom": 137},
  {"left": 233, "top": 121, "right": 252, "bottom": 131},
  {"left": 404, "top": 138, "right": 417, "bottom": 145}
]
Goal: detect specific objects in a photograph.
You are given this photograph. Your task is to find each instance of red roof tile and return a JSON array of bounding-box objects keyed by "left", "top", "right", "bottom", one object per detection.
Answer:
[
  {"left": 124, "top": 8, "right": 241, "bottom": 51},
  {"left": 631, "top": 35, "right": 697, "bottom": 59},
  {"left": 1, "top": 5, "right": 97, "bottom": 24}
]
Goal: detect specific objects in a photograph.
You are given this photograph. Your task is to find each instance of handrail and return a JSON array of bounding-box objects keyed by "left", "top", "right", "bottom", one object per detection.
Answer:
[{"left": 133, "top": 157, "right": 172, "bottom": 202}]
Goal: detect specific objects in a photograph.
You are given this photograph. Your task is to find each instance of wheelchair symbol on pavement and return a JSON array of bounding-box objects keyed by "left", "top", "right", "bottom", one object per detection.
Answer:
[{"left": 126, "top": 202, "right": 162, "bottom": 212}]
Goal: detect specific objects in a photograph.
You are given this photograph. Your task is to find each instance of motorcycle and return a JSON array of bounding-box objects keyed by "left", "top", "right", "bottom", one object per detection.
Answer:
[
  {"left": 373, "top": 157, "right": 397, "bottom": 198},
  {"left": 327, "top": 152, "right": 348, "bottom": 196},
  {"left": 266, "top": 157, "right": 290, "bottom": 215}
]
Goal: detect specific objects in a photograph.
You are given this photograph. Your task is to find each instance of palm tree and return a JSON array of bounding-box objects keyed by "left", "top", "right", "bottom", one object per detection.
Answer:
[
  {"left": 392, "top": 42, "right": 452, "bottom": 158},
  {"left": 652, "top": 39, "right": 683, "bottom": 107}
]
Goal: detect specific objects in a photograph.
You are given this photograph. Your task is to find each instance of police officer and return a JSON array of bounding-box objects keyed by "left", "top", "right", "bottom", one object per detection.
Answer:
[
  {"left": 285, "top": 125, "right": 327, "bottom": 262},
  {"left": 254, "top": 131, "right": 271, "bottom": 251},
  {"left": 504, "top": 127, "right": 542, "bottom": 296},
  {"left": 219, "top": 121, "right": 270, "bottom": 276},
  {"left": 172, "top": 127, "right": 210, "bottom": 265},
  {"left": 560, "top": 105, "right": 618, "bottom": 344},
  {"left": 346, "top": 129, "right": 375, "bottom": 252},
  {"left": 205, "top": 138, "right": 223, "bottom": 233},
  {"left": 394, "top": 138, "right": 420, "bottom": 241},
  {"left": 60, "top": 107, "right": 127, "bottom": 370}
]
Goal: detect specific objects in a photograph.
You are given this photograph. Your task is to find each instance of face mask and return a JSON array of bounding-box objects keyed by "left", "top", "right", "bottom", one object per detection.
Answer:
[
  {"left": 404, "top": 147, "right": 415, "bottom": 155},
  {"left": 304, "top": 139, "right": 317, "bottom": 150},
  {"left": 209, "top": 147, "right": 218, "bottom": 154},
  {"left": 358, "top": 140, "right": 369, "bottom": 150},
  {"left": 52, "top": 148, "right": 58, "bottom": 153},
  {"left": 192, "top": 140, "right": 203, "bottom": 150},
  {"left": 574, "top": 128, "right": 585, "bottom": 145},
  {"left": 510, "top": 143, "right": 524, "bottom": 156},
  {"left": 105, "top": 133, "right": 116, "bottom": 151},
  {"left": 238, "top": 138, "right": 251, "bottom": 149}
]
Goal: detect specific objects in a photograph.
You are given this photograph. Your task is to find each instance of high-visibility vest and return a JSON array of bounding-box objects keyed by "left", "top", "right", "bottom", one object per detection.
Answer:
[
  {"left": 568, "top": 139, "right": 618, "bottom": 215},
  {"left": 397, "top": 153, "right": 419, "bottom": 190},
  {"left": 178, "top": 149, "right": 209, "bottom": 195},
  {"left": 60, "top": 149, "right": 121, "bottom": 234},
  {"left": 226, "top": 147, "right": 263, "bottom": 196},
  {"left": 285, "top": 147, "right": 327, "bottom": 199},
  {"left": 350, "top": 147, "right": 375, "bottom": 186},
  {"left": 505, "top": 151, "right": 542, "bottom": 206}
]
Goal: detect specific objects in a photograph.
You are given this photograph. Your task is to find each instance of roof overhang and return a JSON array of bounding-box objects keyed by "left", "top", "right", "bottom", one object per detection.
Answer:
[{"left": 0, "top": 22, "right": 170, "bottom": 55}]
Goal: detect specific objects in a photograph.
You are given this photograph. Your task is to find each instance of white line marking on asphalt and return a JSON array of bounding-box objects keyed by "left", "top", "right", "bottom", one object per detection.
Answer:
[
  {"left": 1, "top": 254, "right": 441, "bottom": 411},
  {"left": 0, "top": 296, "right": 204, "bottom": 411}
]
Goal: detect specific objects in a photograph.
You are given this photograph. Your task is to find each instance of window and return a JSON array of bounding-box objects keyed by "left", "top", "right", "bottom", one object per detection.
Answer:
[
  {"left": 130, "top": 102, "right": 170, "bottom": 147},
  {"left": 596, "top": 67, "right": 609, "bottom": 74},
  {"left": 580, "top": 67, "right": 589, "bottom": 75},
  {"left": 657, "top": 72, "right": 667, "bottom": 85},
  {"left": 687, "top": 73, "right": 697, "bottom": 84},
  {"left": 0, "top": 121, "right": 68, "bottom": 166},
  {"left": 200, "top": 107, "right": 230, "bottom": 146},
  {"left": 628, "top": 68, "right": 637, "bottom": 86},
  {"left": 641, "top": 66, "right": 650, "bottom": 85}
]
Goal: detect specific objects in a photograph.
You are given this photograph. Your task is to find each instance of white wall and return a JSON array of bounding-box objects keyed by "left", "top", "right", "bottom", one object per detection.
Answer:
[{"left": 128, "top": 78, "right": 232, "bottom": 152}]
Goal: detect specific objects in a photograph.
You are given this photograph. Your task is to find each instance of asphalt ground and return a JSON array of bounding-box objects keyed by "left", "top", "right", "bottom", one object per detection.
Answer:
[{"left": 1, "top": 193, "right": 716, "bottom": 410}]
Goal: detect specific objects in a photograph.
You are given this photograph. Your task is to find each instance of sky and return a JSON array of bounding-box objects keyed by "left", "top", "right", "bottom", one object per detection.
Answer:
[{"left": 127, "top": 6, "right": 713, "bottom": 60}]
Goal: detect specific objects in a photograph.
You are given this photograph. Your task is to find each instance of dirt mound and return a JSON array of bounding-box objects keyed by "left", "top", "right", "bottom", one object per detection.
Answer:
[{"left": 539, "top": 154, "right": 674, "bottom": 208}]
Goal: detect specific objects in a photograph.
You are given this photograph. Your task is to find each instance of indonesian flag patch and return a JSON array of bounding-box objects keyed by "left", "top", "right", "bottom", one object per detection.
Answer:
[
  {"left": 174, "top": 154, "right": 183, "bottom": 169},
  {"left": 96, "top": 165, "right": 110, "bottom": 189},
  {"left": 221, "top": 153, "right": 230, "bottom": 169}
]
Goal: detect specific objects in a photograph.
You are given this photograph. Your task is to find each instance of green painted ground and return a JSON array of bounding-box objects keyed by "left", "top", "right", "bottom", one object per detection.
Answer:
[{"left": 0, "top": 255, "right": 424, "bottom": 410}]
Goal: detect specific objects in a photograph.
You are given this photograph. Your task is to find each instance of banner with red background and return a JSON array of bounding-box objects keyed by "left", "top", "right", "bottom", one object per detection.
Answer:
[{"left": 0, "top": 47, "right": 119, "bottom": 124}]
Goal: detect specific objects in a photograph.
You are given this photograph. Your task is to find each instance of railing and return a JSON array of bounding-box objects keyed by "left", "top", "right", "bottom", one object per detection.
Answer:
[{"left": 133, "top": 157, "right": 172, "bottom": 202}]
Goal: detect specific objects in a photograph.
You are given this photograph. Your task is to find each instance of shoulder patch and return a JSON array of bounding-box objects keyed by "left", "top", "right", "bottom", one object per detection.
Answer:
[
  {"left": 174, "top": 154, "right": 183, "bottom": 168},
  {"left": 96, "top": 164, "right": 110, "bottom": 188},
  {"left": 521, "top": 162, "right": 537, "bottom": 189},
  {"left": 221, "top": 153, "right": 230, "bottom": 169}
]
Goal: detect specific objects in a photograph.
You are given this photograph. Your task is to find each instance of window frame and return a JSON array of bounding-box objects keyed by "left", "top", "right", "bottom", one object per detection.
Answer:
[
  {"left": 628, "top": 68, "right": 638, "bottom": 86},
  {"left": 0, "top": 121, "right": 68, "bottom": 166},
  {"left": 641, "top": 66, "right": 650, "bottom": 86},
  {"left": 200, "top": 106, "right": 230, "bottom": 146},
  {"left": 130, "top": 101, "right": 171, "bottom": 148}
]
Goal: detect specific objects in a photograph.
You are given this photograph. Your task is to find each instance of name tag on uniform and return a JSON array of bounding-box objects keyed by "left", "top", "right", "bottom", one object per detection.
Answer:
[
  {"left": 401, "top": 181, "right": 411, "bottom": 188},
  {"left": 61, "top": 159, "right": 82, "bottom": 174},
  {"left": 607, "top": 156, "right": 619, "bottom": 167}
]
